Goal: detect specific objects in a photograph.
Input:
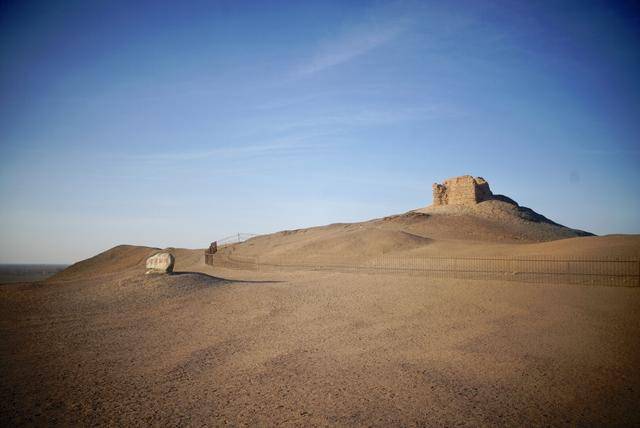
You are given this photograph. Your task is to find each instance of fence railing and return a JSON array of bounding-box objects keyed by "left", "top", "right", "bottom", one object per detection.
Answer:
[
  {"left": 215, "top": 233, "right": 260, "bottom": 246},
  {"left": 204, "top": 233, "right": 261, "bottom": 266},
  {"left": 217, "top": 254, "right": 640, "bottom": 287}
]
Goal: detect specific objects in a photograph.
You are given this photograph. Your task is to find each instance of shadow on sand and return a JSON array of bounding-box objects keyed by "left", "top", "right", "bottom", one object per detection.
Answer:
[{"left": 171, "top": 271, "right": 284, "bottom": 284}]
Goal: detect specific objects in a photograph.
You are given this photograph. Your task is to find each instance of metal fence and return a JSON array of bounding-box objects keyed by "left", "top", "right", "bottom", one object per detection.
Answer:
[
  {"left": 217, "top": 254, "right": 640, "bottom": 287},
  {"left": 216, "top": 233, "right": 260, "bottom": 246},
  {"left": 205, "top": 233, "right": 260, "bottom": 266}
]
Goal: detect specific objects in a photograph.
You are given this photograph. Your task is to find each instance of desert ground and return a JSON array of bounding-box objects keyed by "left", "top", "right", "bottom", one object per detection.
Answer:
[{"left": 2, "top": 200, "right": 640, "bottom": 426}]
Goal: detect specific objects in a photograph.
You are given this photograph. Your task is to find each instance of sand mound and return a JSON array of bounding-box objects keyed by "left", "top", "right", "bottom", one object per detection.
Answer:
[
  {"left": 406, "top": 198, "right": 591, "bottom": 243},
  {"left": 507, "top": 235, "right": 640, "bottom": 259},
  {"left": 218, "top": 201, "right": 599, "bottom": 265},
  {"left": 420, "top": 197, "right": 568, "bottom": 225},
  {"left": 301, "top": 228, "right": 432, "bottom": 256},
  {"left": 50, "top": 245, "right": 160, "bottom": 281},
  {"left": 50, "top": 245, "right": 213, "bottom": 283},
  {"left": 237, "top": 227, "right": 433, "bottom": 264}
]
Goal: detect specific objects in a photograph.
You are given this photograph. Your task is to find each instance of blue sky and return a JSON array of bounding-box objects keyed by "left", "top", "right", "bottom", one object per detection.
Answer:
[{"left": 1, "top": 0, "right": 639, "bottom": 263}]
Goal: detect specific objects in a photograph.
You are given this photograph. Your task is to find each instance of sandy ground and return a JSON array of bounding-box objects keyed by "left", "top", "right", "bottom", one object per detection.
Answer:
[
  {"left": 2, "top": 204, "right": 639, "bottom": 426},
  {"left": 2, "top": 260, "right": 639, "bottom": 426}
]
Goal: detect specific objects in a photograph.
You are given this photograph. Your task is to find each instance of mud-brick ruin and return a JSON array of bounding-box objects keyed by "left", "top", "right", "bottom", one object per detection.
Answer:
[{"left": 432, "top": 175, "right": 493, "bottom": 206}]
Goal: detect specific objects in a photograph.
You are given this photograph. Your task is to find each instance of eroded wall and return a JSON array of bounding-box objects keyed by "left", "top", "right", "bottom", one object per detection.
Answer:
[{"left": 432, "top": 175, "right": 493, "bottom": 206}]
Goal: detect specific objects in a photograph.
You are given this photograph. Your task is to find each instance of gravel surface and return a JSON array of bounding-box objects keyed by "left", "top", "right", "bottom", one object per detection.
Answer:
[{"left": 2, "top": 263, "right": 639, "bottom": 426}]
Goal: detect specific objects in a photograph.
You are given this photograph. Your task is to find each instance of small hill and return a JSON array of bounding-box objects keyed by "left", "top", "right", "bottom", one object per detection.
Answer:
[
  {"left": 49, "top": 245, "right": 159, "bottom": 281},
  {"left": 50, "top": 245, "right": 209, "bottom": 283},
  {"left": 224, "top": 191, "right": 595, "bottom": 264},
  {"left": 412, "top": 197, "right": 592, "bottom": 242},
  {"left": 235, "top": 226, "right": 433, "bottom": 264}
]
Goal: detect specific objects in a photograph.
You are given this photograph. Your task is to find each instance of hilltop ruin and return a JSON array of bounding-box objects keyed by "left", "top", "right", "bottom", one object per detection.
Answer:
[{"left": 432, "top": 175, "right": 493, "bottom": 206}]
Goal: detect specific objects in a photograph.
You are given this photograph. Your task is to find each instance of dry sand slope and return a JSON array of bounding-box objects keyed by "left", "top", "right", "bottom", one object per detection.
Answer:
[
  {"left": 1, "top": 205, "right": 640, "bottom": 426},
  {"left": 223, "top": 199, "right": 636, "bottom": 264}
]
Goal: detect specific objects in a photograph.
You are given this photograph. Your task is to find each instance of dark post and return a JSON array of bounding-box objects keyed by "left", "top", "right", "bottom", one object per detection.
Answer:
[{"left": 204, "top": 241, "right": 217, "bottom": 266}]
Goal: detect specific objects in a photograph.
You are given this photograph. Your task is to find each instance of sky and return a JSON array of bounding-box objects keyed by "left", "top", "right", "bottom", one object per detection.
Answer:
[{"left": 1, "top": 0, "right": 639, "bottom": 263}]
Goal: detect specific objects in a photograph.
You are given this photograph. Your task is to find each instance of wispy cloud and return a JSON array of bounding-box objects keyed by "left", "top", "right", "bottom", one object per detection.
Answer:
[
  {"left": 122, "top": 139, "right": 325, "bottom": 163},
  {"left": 295, "top": 18, "right": 409, "bottom": 77},
  {"left": 264, "top": 104, "right": 463, "bottom": 135}
]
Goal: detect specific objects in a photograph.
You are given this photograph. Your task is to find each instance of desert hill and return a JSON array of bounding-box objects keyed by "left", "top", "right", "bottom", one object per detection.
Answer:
[
  {"left": 49, "top": 245, "right": 208, "bottom": 282},
  {"left": 220, "top": 176, "right": 602, "bottom": 265},
  {"left": 49, "top": 234, "right": 640, "bottom": 284},
  {"left": 220, "top": 214, "right": 637, "bottom": 267},
  {"left": 48, "top": 215, "right": 638, "bottom": 285},
  {"left": 51, "top": 176, "right": 639, "bottom": 280},
  {"left": 50, "top": 245, "right": 160, "bottom": 282}
]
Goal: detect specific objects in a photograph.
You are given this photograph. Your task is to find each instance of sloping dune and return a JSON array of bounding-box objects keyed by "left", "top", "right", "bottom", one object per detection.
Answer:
[
  {"left": 50, "top": 245, "right": 159, "bottom": 281},
  {"left": 220, "top": 202, "right": 624, "bottom": 265},
  {"left": 237, "top": 226, "right": 433, "bottom": 264},
  {"left": 49, "top": 205, "right": 638, "bottom": 282},
  {"left": 50, "top": 245, "right": 211, "bottom": 282},
  {"left": 507, "top": 235, "right": 640, "bottom": 258},
  {"left": 411, "top": 198, "right": 592, "bottom": 242}
]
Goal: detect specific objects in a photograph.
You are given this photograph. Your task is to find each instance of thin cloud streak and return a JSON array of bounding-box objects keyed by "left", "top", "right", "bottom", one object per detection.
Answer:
[
  {"left": 265, "top": 105, "right": 463, "bottom": 135},
  {"left": 122, "top": 140, "right": 327, "bottom": 163},
  {"left": 295, "top": 19, "right": 409, "bottom": 77}
]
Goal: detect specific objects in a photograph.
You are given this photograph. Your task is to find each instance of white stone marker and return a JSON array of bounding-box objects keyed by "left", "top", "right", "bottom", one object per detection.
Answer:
[{"left": 145, "top": 253, "right": 175, "bottom": 274}]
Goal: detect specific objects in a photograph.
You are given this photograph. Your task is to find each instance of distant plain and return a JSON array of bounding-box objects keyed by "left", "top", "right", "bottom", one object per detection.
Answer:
[{"left": 0, "top": 264, "right": 68, "bottom": 284}]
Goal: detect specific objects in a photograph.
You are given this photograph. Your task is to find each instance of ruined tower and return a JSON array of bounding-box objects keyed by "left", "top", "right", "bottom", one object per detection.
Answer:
[{"left": 432, "top": 175, "right": 493, "bottom": 206}]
